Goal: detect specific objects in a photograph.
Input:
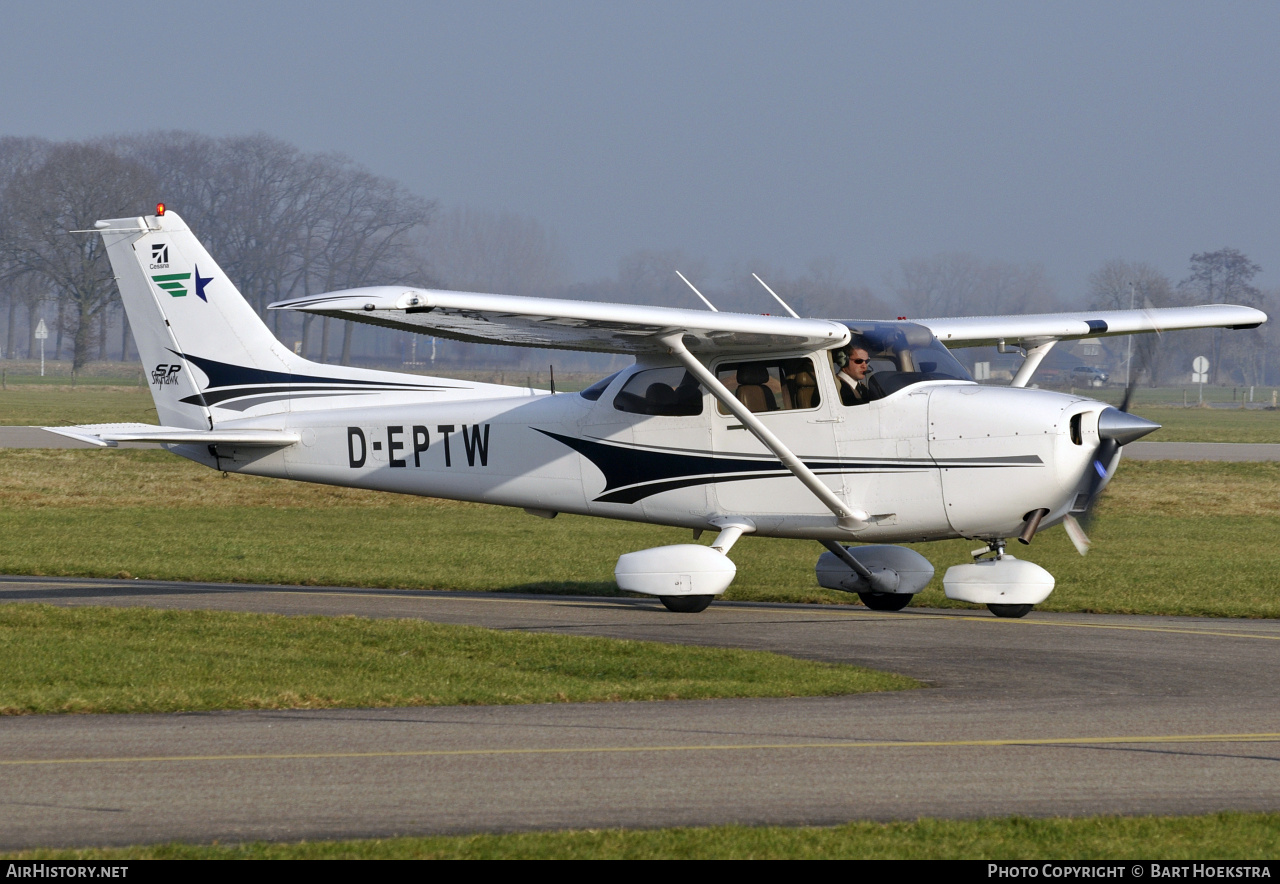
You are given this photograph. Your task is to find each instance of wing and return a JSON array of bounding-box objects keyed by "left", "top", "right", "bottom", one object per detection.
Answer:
[
  {"left": 269, "top": 287, "right": 850, "bottom": 355},
  {"left": 918, "top": 304, "right": 1266, "bottom": 348}
]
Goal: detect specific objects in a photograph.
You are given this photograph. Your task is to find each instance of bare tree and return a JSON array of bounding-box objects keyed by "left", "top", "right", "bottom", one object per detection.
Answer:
[
  {"left": 423, "top": 206, "right": 567, "bottom": 297},
  {"left": 118, "top": 132, "right": 437, "bottom": 364},
  {"left": 1179, "top": 248, "right": 1263, "bottom": 384},
  {"left": 723, "top": 258, "right": 889, "bottom": 319},
  {"left": 1, "top": 142, "right": 153, "bottom": 371},
  {"left": 1088, "top": 259, "right": 1179, "bottom": 385},
  {"left": 0, "top": 137, "right": 50, "bottom": 359},
  {"left": 888, "top": 253, "right": 1057, "bottom": 318}
]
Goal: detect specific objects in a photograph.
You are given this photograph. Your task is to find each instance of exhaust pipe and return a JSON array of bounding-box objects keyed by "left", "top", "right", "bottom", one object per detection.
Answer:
[{"left": 1017, "top": 508, "right": 1050, "bottom": 545}]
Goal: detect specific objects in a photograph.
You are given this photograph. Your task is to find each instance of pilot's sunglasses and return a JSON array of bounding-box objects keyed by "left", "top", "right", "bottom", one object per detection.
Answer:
[{"left": 850, "top": 358, "right": 869, "bottom": 364}]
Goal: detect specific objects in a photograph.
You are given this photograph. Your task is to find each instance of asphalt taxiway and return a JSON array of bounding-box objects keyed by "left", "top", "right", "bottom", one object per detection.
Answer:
[{"left": 1, "top": 576, "right": 1279, "bottom": 849}]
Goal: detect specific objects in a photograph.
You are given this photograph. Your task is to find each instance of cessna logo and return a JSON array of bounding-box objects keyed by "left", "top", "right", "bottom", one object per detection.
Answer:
[
  {"left": 151, "top": 272, "right": 192, "bottom": 297},
  {"left": 150, "top": 243, "right": 169, "bottom": 268},
  {"left": 151, "top": 364, "right": 182, "bottom": 386}
]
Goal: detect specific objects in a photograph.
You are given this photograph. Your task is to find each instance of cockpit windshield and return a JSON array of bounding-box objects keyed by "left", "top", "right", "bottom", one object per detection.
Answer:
[{"left": 834, "top": 321, "right": 972, "bottom": 400}]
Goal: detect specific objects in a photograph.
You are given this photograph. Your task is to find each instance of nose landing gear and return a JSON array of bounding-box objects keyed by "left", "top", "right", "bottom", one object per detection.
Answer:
[{"left": 942, "top": 538, "right": 1055, "bottom": 619}]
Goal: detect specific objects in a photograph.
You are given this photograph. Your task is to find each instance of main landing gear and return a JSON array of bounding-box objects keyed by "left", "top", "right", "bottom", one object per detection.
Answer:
[{"left": 857, "top": 592, "right": 913, "bottom": 611}]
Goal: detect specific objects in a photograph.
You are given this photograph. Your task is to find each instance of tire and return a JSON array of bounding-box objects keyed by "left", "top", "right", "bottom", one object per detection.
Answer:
[
  {"left": 660, "top": 595, "right": 714, "bottom": 613},
  {"left": 857, "top": 592, "right": 913, "bottom": 611},
  {"left": 988, "top": 603, "right": 1033, "bottom": 618}
]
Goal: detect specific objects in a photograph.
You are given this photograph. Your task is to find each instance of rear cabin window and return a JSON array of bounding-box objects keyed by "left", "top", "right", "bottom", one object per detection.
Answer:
[
  {"left": 714, "top": 358, "right": 821, "bottom": 414},
  {"left": 613, "top": 367, "right": 704, "bottom": 416}
]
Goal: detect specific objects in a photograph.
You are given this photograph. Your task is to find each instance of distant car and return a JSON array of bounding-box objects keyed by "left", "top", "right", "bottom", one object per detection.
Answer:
[{"left": 1070, "top": 366, "right": 1109, "bottom": 387}]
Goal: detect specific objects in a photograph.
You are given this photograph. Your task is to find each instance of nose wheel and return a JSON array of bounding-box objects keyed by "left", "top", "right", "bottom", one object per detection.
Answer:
[
  {"left": 660, "top": 595, "right": 714, "bottom": 613},
  {"left": 987, "top": 603, "right": 1033, "bottom": 618}
]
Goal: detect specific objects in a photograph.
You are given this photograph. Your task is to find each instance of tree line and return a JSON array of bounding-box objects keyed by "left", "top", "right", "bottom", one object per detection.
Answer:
[
  {"left": 0, "top": 134, "right": 432, "bottom": 370},
  {"left": 0, "top": 132, "right": 1273, "bottom": 386}
]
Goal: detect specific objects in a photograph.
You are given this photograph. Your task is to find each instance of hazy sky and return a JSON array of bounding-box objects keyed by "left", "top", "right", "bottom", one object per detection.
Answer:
[{"left": 3, "top": 1, "right": 1277, "bottom": 303}]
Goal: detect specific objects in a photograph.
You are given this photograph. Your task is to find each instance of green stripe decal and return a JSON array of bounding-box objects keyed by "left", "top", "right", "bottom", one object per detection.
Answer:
[{"left": 152, "top": 272, "right": 192, "bottom": 297}]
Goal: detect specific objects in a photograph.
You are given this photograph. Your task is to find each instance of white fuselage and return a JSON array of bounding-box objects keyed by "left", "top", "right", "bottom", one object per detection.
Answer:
[{"left": 176, "top": 356, "right": 1111, "bottom": 545}]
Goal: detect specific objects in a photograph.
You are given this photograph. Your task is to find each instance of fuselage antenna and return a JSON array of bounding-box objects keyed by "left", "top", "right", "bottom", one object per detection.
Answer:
[
  {"left": 675, "top": 270, "right": 718, "bottom": 312},
  {"left": 752, "top": 273, "right": 801, "bottom": 319}
]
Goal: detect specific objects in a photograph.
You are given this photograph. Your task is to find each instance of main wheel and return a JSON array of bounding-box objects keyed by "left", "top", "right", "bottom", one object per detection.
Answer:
[
  {"left": 858, "top": 592, "right": 913, "bottom": 611},
  {"left": 660, "top": 595, "right": 714, "bottom": 613},
  {"left": 987, "top": 603, "right": 1033, "bottom": 618}
]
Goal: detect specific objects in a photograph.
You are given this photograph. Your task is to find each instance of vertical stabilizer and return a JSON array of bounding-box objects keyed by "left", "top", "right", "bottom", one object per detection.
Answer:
[{"left": 98, "top": 210, "right": 301, "bottom": 429}]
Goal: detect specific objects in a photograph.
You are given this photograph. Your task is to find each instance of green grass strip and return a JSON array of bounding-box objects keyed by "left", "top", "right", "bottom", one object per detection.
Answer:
[
  {"left": 0, "top": 604, "right": 914, "bottom": 714},
  {"left": 6, "top": 812, "right": 1279, "bottom": 859}
]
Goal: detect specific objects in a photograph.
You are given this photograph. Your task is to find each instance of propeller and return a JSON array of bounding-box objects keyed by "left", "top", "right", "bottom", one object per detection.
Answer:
[{"left": 1062, "top": 352, "right": 1161, "bottom": 555}]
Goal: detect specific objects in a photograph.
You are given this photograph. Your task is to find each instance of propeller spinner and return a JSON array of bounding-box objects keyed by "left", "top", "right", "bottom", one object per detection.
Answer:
[{"left": 1064, "top": 407, "right": 1161, "bottom": 555}]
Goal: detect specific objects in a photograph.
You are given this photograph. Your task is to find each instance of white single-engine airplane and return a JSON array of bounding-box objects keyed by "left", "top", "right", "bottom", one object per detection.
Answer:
[{"left": 51, "top": 208, "right": 1266, "bottom": 617}]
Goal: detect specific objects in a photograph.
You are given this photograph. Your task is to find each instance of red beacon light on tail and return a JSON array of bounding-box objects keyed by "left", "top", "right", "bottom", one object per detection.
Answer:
[{"left": 155, "top": 203, "right": 166, "bottom": 217}]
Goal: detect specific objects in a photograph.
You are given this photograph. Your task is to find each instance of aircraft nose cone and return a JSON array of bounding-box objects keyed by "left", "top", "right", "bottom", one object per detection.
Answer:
[{"left": 1097, "top": 407, "right": 1161, "bottom": 445}]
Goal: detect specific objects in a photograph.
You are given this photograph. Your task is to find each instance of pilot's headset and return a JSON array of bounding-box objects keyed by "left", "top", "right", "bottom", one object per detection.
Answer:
[{"left": 832, "top": 342, "right": 871, "bottom": 371}]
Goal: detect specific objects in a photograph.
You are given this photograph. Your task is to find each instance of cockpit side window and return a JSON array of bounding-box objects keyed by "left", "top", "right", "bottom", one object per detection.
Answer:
[
  {"left": 613, "top": 367, "right": 704, "bottom": 415},
  {"left": 831, "top": 321, "right": 972, "bottom": 404}
]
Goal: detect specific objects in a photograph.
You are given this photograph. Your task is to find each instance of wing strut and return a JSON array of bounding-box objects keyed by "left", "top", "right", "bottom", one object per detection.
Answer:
[
  {"left": 660, "top": 332, "right": 868, "bottom": 531},
  {"left": 1010, "top": 340, "right": 1057, "bottom": 388}
]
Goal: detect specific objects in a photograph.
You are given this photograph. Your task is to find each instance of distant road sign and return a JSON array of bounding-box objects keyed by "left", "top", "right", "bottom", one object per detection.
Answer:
[
  {"left": 1192, "top": 355, "right": 1209, "bottom": 384},
  {"left": 34, "top": 319, "right": 48, "bottom": 340}
]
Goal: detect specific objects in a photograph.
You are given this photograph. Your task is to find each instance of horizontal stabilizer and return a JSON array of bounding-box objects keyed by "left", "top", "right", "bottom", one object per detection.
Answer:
[{"left": 42, "top": 423, "right": 299, "bottom": 448}]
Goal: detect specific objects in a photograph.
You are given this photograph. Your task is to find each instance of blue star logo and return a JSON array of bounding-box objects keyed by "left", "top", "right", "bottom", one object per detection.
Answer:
[{"left": 194, "top": 266, "right": 213, "bottom": 302}]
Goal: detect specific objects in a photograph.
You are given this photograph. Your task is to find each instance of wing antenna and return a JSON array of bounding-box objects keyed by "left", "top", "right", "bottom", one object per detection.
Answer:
[
  {"left": 675, "top": 271, "right": 718, "bottom": 312},
  {"left": 752, "top": 273, "right": 801, "bottom": 319}
]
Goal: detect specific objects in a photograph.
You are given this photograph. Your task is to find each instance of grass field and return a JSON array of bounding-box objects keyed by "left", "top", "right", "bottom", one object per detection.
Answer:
[
  {"left": 0, "top": 603, "right": 911, "bottom": 714},
  {"left": 6, "top": 812, "right": 1278, "bottom": 859},
  {"left": 1, "top": 450, "right": 1278, "bottom": 618}
]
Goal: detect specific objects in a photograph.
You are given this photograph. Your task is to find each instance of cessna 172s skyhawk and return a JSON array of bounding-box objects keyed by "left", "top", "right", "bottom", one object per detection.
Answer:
[{"left": 50, "top": 209, "right": 1266, "bottom": 617}]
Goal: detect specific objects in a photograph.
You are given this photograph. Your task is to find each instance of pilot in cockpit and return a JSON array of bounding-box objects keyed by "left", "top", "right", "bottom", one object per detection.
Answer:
[{"left": 836, "top": 345, "right": 873, "bottom": 406}]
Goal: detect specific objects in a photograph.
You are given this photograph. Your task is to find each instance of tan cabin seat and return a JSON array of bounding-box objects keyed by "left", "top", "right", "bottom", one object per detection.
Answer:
[{"left": 734, "top": 365, "right": 777, "bottom": 412}]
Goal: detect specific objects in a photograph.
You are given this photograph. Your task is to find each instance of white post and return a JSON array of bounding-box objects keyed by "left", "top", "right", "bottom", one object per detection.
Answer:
[{"left": 35, "top": 318, "right": 48, "bottom": 377}]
